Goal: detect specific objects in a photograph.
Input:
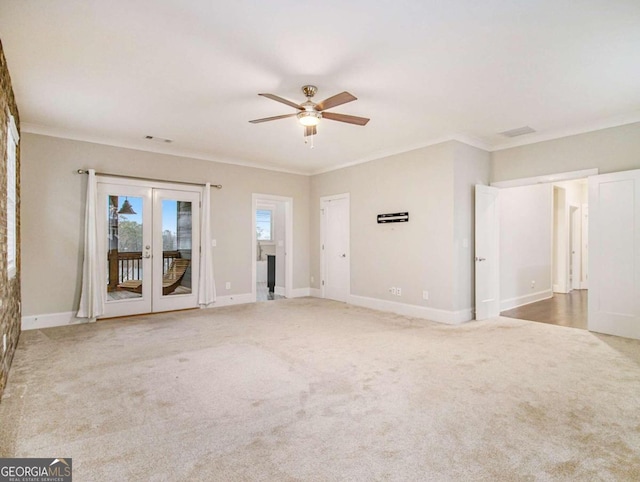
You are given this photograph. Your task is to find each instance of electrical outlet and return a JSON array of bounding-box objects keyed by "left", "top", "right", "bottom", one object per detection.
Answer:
[
  {"left": 396, "top": 287, "right": 402, "bottom": 296},
  {"left": 211, "top": 239, "right": 217, "bottom": 247},
  {"left": 311, "top": 276, "right": 314, "bottom": 283},
  {"left": 531, "top": 280, "right": 536, "bottom": 289},
  {"left": 423, "top": 290, "right": 429, "bottom": 300},
  {"left": 390, "top": 287, "right": 397, "bottom": 295},
  {"left": 225, "top": 281, "right": 231, "bottom": 290}
]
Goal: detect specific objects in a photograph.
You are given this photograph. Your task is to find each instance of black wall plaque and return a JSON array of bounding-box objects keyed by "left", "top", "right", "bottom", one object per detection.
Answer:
[{"left": 377, "top": 212, "right": 409, "bottom": 224}]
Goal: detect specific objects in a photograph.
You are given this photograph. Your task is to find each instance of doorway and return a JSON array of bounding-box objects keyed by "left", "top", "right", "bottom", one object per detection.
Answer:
[
  {"left": 98, "top": 181, "right": 201, "bottom": 318},
  {"left": 552, "top": 180, "right": 588, "bottom": 296},
  {"left": 320, "top": 193, "right": 350, "bottom": 302},
  {"left": 495, "top": 179, "right": 588, "bottom": 329},
  {"left": 252, "top": 194, "right": 293, "bottom": 302}
]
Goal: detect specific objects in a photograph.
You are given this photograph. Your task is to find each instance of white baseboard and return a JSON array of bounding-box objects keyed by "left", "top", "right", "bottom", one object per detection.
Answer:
[
  {"left": 553, "top": 283, "right": 571, "bottom": 294},
  {"left": 500, "top": 289, "right": 553, "bottom": 311},
  {"left": 25, "top": 293, "right": 263, "bottom": 329},
  {"left": 275, "top": 286, "right": 285, "bottom": 296},
  {"left": 349, "top": 294, "right": 473, "bottom": 325},
  {"left": 290, "top": 288, "right": 311, "bottom": 298},
  {"left": 206, "top": 293, "right": 254, "bottom": 308},
  {"left": 22, "top": 311, "right": 89, "bottom": 331},
  {"left": 22, "top": 291, "right": 475, "bottom": 331}
]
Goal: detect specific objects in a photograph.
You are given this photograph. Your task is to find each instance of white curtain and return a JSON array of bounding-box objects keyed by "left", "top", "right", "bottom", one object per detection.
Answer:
[
  {"left": 77, "top": 169, "right": 104, "bottom": 321},
  {"left": 198, "top": 183, "right": 216, "bottom": 306}
]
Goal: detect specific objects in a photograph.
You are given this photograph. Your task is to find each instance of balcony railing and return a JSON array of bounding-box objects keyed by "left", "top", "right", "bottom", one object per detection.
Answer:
[{"left": 107, "top": 250, "right": 182, "bottom": 291}]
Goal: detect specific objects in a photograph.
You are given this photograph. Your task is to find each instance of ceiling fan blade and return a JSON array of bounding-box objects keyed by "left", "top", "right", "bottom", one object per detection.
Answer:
[
  {"left": 304, "top": 125, "right": 317, "bottom": 137},
  {"left": 258, "top": 93, "right": 304, "bottom": 110},
  {"left": 315, "top": 92, "right": 357, "bottom": 111},
  {"left": 322, "top": 111, "right": 370, "bottom": 126},
  {"left": 249, "top": 113, "right": 297, "bottom": 124}
]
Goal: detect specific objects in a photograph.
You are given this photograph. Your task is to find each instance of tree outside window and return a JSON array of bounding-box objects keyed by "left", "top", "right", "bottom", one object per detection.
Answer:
[{"left": 256, "top": 209, "right": 273, "bottom": 241}]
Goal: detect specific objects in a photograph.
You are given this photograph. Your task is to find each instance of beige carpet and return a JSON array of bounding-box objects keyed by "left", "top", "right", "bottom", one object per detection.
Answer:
[{"left": 1, "top": 298, "right": 639, "bottom": 481}]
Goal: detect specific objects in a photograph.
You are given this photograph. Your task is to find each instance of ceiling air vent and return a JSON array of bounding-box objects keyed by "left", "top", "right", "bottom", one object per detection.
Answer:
[
  {"left": 144, "top": 135, "right": 173, "bottom": 143},
  {"left": 499, "top": 126, "right": 536, "bottom": 138}
]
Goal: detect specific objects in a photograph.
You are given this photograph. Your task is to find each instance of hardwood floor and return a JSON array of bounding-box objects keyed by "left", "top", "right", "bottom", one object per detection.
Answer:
[{"left": 500, "top": 290, "right": 588, "bottom": 330}]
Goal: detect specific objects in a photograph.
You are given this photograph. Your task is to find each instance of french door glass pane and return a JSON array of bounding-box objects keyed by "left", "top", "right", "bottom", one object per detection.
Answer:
[
  {"left": 106, "top": 195, "right": 144, "bottom": 301},
  {"left": 162, "top": 199, "right": 192, "bottom": 296}
]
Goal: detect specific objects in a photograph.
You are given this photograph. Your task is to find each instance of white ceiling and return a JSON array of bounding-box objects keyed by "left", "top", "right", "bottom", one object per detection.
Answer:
[{"left": 2, "top": 0, "right": 639, "bottom": 175}]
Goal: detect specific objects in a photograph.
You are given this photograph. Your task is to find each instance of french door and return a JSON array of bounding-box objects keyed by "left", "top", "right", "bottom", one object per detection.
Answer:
[{"left": 98, "top": 181, "right": 200, "bottom": 318}]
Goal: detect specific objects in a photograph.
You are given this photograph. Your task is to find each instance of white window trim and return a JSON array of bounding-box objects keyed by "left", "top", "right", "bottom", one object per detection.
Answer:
[{"left": 6, "top": 113, "right": 19, "bottom": 279}]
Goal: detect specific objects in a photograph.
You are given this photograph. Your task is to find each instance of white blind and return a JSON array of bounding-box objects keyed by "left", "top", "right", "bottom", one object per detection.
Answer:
[{"left": 6, "top": 113, "right": 19, "bottom": 279}]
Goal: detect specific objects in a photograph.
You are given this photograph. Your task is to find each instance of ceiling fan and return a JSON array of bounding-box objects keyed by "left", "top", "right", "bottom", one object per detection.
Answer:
[{"left": 249, "top": 85, "right": 370, "bottom": 137}]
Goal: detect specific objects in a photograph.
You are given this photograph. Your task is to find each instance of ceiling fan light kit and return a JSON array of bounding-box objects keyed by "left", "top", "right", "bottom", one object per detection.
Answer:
[
  {"left": 249, "top": 85, "right": 369, "bottom": 142},
  {"left": 297, "top": 110, "right": 321, "bottom": 126}
]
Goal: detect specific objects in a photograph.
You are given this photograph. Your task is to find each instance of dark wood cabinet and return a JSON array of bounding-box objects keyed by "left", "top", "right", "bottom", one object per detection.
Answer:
[{"left": 267, "top": 255, "right": 276, "bottom": 293}]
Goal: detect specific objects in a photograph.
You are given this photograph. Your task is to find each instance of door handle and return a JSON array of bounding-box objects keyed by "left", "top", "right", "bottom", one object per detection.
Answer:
[
  {"left": 475, "top": 257, "right": 486, "bottom": 262},
  {"left": 144, "top": 253, "right": 151, "bottom": 259}
]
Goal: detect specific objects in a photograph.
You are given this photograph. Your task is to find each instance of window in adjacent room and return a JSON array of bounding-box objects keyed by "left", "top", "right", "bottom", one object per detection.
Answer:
[
  {"left": 6, "top": 113, "right": 19, "bottom": 279},
  {"left": 256, "top": 209, "right": 273, "bottom": 241}
]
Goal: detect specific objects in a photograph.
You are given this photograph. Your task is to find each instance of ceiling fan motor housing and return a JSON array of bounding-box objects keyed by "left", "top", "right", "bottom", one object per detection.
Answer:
[{"left": 302, "top": 85, "right": 317, "bottom": 98}]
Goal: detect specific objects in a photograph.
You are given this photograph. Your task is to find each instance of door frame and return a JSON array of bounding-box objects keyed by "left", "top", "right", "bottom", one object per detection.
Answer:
[
  {"left": 320, "top": 193, "right": 350, "bottom": 300},
  {"left": 251, "top": 193, "right": 293, "bottom": 301},
  {"left": 581, "top": 203, "right": 589, "bottom": 289},
  {"left": 569, "top": 204, "right": 582, "bottom": 291},
  {"left": 97, "top": 176, "right": 203, "bottom": 317}
]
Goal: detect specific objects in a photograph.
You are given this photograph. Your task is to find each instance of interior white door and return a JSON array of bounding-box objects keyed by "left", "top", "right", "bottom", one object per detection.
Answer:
[
  {"left": 98, "top": 183, "right": 153, "bottom": 318},
  {"left": 588, "top": 169, "right": 640, "bottom": 339},
  {"left": 475, "top": 185, "right": 500, "bottom": 320},
  {"left": 321, "top": 195, "right": 350, "bottom": 302},
  {"left": 152, "top": 189, "right": 200, "bottom": 313}
]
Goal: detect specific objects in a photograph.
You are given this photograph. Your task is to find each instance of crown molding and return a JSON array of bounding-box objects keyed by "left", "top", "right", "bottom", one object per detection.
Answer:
[
  {"left": 491, "top": 111, "right": 640, "bottom": 151},
  {"left": 310, "top": 134, "right": 491, "bottom": 176},
  {"left": 21, "top": 111, "right": 640, "bottom": 178},
  {"left": 20, "top": 123, "right": 310, "bottom": 176}
]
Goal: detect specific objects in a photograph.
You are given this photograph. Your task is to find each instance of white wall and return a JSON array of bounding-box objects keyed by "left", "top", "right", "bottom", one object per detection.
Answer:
[
  {"left": 499, "top": 184, "right": 553, "bottom": 310},
  {"left": 310, "top": 140, "right": 490, "bottom": 323},
  {"left": 21, "top": 133, "right": 310, "bottom": 316},
  {"left": 492, "top": 122, "right": 640, "bottom": 182},
  {"left": 453, "top": 142, "right": 491, "bottom": 312}
]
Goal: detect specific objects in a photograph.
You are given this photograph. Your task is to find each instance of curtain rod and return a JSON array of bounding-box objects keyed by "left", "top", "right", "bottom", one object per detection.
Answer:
[{"left": 76, "top": 169, "right": 222, "bottom": 189}]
